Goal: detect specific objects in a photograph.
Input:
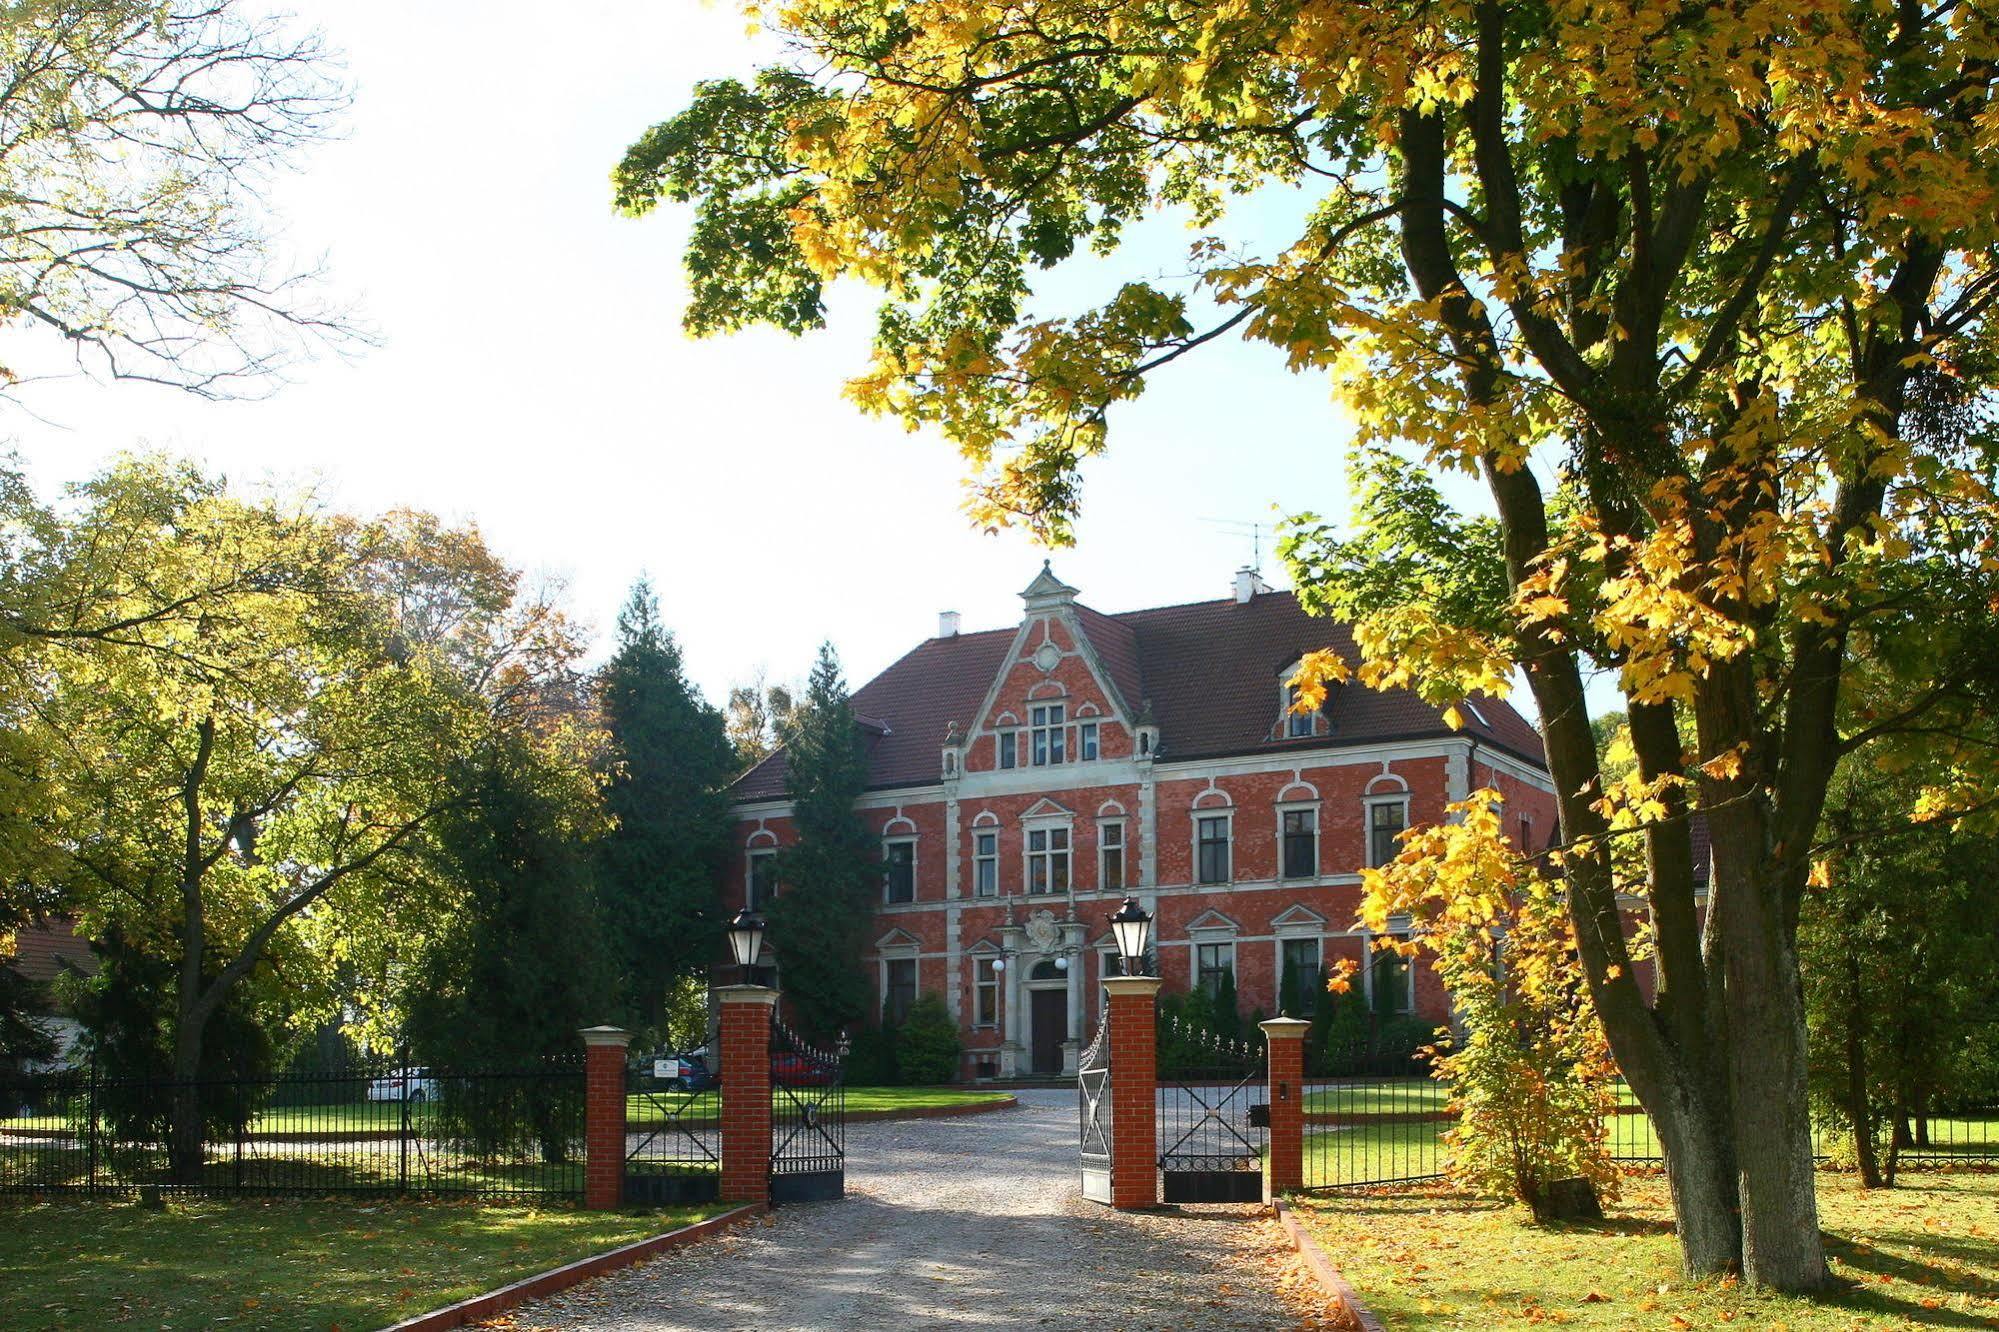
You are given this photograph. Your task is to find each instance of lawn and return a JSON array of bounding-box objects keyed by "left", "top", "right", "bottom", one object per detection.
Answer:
[
  {"left": 0, "top": 1195, "right": 724, "bottom": 1331},
  {"left": 624, "top": 1084, "right": 1012, "bottom": 1125},
  {"left": 1291, "top": 1171, "right": 1999, "bottom": 1330},
  {"left": 3, "top": 1086, "right": 1012, "bottom": 1136}
]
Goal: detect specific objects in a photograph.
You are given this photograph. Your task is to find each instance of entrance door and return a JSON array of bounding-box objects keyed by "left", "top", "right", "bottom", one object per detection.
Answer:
[{"left": 1030, "top": 989, "right": 1068, "bottom": 1075}]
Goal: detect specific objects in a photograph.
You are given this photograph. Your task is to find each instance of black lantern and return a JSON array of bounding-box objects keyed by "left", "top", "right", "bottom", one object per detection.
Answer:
[
  {"left": 726, "top": 907, "right": 767, "bottom": 984},
  {"left": 1109, "top": 896, "right": 1152, "bottom": 974}
]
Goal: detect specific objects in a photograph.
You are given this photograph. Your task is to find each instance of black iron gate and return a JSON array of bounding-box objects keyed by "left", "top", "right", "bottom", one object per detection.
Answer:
[
  {"left": 769, "top": 1018, "right": 845, "bottom": 1203},
  {"left": 1077, "top": 1021, "right": 1112, "bottom": 1203},
  {"left": 624, "top": 1059, "right": 721, "bottom": 1205},
  {"left": 1158, "top": 1018, "right": 1267, "bottom": 1203}
]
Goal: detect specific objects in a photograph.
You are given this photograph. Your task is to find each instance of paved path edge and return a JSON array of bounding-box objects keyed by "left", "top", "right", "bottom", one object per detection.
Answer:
[
  {"left": 1272, "top": 1199, "right": 1388, "bottom": 1332},
  {"left": 380, "top": 1202, "right": 767, "bottom": 1332},
  {"left": 846, "top": 1094, "right": 1017, "bottom": 1125}
]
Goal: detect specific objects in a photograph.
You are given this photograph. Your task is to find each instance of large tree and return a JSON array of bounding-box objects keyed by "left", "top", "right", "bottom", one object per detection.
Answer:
[
  {"left": 622, "top": 0, "right": 1999, "bottom": 1288},
  {"left": 766, "top": 643, "right": 876, "bottom": 1041},
  {"left": 0, "top": 1, "right": 352, "bottom": 396},
  {"left": 403, "top": 734, "right": 613, "bottom": 1162},
  {"left": 595, "top": 579, "right": 735, "bottom": 1035},
  {"left": 6, "top": 457, "right": 579, "bottom": 1180},
  {"left": 1804, "top": 757, "right": 1999, "bottom": 1188}
]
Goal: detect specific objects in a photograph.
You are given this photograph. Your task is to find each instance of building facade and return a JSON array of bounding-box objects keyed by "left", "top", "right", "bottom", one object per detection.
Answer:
[{"left": 724, "top": 565, "right": 1557, "bottom": 1080}]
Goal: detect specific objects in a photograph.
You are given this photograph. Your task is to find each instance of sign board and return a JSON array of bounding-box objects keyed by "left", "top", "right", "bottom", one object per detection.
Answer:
[{"left": 653, "top": 1058, "right": 681, "bottom": 1080}]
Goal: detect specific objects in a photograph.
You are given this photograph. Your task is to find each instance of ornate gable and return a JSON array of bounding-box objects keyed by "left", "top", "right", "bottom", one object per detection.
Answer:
[{"left": 960, "top": 564, "right": 1143, "bottom": 774}]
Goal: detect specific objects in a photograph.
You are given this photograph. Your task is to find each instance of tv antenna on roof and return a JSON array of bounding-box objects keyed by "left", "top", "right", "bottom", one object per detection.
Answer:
[{"left": 1199, "top": 517, "right": 1265, "bottom": 569}]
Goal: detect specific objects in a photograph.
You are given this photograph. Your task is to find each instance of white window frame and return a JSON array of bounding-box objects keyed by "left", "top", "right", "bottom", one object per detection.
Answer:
[
  {"left": 1193, "top": 937, "right": 1236, "bottom": 998},
  {"left": 1029, "top": 702, "right": 1066, "bottom": 766},
  {"left": 1192, "top": 808, "right": 1233, "bottom": 886},
  {"left": 997, "top": 730, "right": 1018, "bottom": 769},
  {"left": 1364, "top": 793, "right": 1411, "bottom": 868},
  {"left": 1277, "top": 801, "right": 1320, "bottom": 881},
  {"left": 1023, "top": 818, "right": 1072, "bottom": 896},
  {"left": 883, "top": 837, "right": 918, "bottom": 905},
  {"left": 973, "top": 830, "right": 1000, "bottom": 897},
  {"left": 1097, "top": 818, "right": 1126, "bottom": 893},
  {"left": 1276, "top": 934, "right": 1323, "bottom": 1013},
  {"left": 880, "top": 953, "right": 918, "bottom": 1023},
  {"left": 972, "top": 955, "right": 1000, "bottom": 1028},
  {"left": 1283, "top": 681, "right": 1319, "bottom": 738},
  {"left": 746, "top": 848, "right": 778, "bottom": 910},
  {"left": 1078, "top": 720, "right": 1099, "bottom": 760},
  {"left": 1096, "top": 947, "right": 1121, "bottom": 1020},
  {"left": 1365, "top": 935, "right": 1416, "bottom": 1015}
]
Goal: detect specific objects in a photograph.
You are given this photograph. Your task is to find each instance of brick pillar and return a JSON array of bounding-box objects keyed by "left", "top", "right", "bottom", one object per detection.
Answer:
[
  {"left": 717, "top": 985, "right": 777, "bottom": 1204},
  {"left": 579, "top": 1025, "right": 631, "bottom": 1211},
  {"left": 1102, "top": 974, "right": 1162, "bottom": 1210},
  {"left": 1261, "top": 1016, "right": 1310, "bottom": 1195}
]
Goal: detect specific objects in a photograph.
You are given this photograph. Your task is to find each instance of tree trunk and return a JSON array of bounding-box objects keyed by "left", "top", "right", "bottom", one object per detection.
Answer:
[
  {"left": 168, "top": 1002, "right": 207, "bottom": 1185},
  {"left": 1649, "top": 1078, "right": 1743, "bottom": 1274},
  {"left": 1844, "top": 952, "right": 1882, "bottom": 1188},
  {"left": 1719, "top": 862, "right": 1828, "bottom": 1291}
]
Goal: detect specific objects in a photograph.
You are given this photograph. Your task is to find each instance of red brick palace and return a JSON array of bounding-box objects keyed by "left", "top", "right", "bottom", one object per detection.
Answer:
[{"left": 723, "top": 565, "right": 1557, "bottom": 1080}]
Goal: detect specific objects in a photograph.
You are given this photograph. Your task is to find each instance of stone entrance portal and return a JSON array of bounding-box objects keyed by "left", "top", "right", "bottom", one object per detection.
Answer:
[{"left": 1029, "top": 989, "right": 1068, "bottom": 1075}]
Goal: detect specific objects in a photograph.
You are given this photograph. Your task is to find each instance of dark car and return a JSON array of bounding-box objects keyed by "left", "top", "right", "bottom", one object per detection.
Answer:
[
  {"left": 642, "top": 1051, "right": 716, "bottom": 1093},
  {"left": 769, "top": 1052, "right": 837, "bottom": 1087}
]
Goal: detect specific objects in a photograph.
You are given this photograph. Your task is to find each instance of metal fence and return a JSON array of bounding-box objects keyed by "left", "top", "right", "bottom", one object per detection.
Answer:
[
  {"left": 623, "top": 1062, "right": 721, "bottom": 1205},
  {"left": 769, "top": 1017, "right": 845, "bottom": 1204},
  {"left": 0, "top": 1056, "right": 586, "bottom": 1200},
  {"left": 1157, "top": 1018, "right": 1267, "bottom": 1203},
  {"left": 1299, "top": 1075, "right": 1997, "bottom": 1191}
]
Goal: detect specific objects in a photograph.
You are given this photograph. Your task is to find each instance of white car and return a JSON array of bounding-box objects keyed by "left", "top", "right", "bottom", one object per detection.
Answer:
[{"left": 365, "top": 1068, "right": 437, "bottom": 1103}]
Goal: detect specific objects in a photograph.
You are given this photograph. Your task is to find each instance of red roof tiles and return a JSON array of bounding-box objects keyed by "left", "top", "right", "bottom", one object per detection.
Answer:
[{"left": 729, "top": 589, "right": 1544, "bottom": 801}]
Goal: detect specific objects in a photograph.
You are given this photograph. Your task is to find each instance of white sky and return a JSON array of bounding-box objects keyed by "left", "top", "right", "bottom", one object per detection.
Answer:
[{"left": 4, "top": 1, "right": 1547, "bottom": 714}]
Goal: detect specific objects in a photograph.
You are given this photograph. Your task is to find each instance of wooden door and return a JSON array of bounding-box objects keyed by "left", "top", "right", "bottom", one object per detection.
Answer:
[{"left": 1030, "top": 989, "right": 1067, "bottom": 1075}]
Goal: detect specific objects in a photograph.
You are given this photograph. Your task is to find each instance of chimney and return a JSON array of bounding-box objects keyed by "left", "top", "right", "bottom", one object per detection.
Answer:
[
  {"left": 938, "top": 610, "right": 962, "bottom": 638},
  {"left": 1233, "top": 566, "right": 1275, "bottom": 604}
]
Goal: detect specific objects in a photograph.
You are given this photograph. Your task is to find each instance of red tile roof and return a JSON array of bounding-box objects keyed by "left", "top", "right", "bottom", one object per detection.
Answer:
[
  {"left": 7, "top": 919, "right": 96, "bottom": 985},
  {"left": 729, "top": 589, "right": 1544, "bottom": 801}
]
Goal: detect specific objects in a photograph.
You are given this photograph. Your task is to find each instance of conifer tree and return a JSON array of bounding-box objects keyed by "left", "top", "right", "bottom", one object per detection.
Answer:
[
  {"left": 767, "top": 643, "right": 877, "bottom": 1040},
  {"left": 405, "top": 739, "right": 614, "bottom": 1162},
  {"left": 596, "top": 580, "right": 735, "bottom": 1036}
]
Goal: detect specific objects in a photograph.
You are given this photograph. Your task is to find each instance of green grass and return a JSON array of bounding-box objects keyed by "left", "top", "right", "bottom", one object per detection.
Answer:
[
  {"left": 1292, "top": 1171, "right": 1999, "bottom": 1330},
  {"left": 0, "top": 1195, "right": 724, "bottom": 1332},
  {"left": 624, "top": 1084, "right": 1011, "bottom": 1125},
  {"left": 3, "top": 1086, "right": 1012, "bottom": 1137}
]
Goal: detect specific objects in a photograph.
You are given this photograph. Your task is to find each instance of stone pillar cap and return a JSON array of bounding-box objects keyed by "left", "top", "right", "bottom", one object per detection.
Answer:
[
  {"left": 1259, "top": 1017, "right": 1312, "bottom": 1039},
  {"left": 578, "top": 1025, "right": 632, "bottom": 1047},
  {"left": 1101, "top": 974, "right": 1164, "bottom": 997},
  {"left": 714, "top": 984, "right": 780, "bottom": 1006}
]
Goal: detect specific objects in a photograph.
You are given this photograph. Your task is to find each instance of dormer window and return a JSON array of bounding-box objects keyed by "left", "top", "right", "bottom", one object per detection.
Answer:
[
  {"left": 1030, "top": 703, "right": 1065, "bottom": 765},
  {"left": 1285, "top": 683, "right": 1317, "bottom": 738}
]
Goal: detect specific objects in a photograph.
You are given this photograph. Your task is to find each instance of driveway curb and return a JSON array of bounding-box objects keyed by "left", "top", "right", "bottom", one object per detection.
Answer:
[
  {"left": 848, "top": 1094, "right": 1016, "bottom": 1124},
  {"left": 380, "top": 1202, "right": 766, "bottom": 1332},
  {"left": 1272, "top": 1199, "right": 1387, "bottom": 1332}
]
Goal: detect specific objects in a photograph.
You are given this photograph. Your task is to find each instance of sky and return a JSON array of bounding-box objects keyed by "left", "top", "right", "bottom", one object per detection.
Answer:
[{"left": 4, "top": 0, "right": 1521, "bottom": 713}]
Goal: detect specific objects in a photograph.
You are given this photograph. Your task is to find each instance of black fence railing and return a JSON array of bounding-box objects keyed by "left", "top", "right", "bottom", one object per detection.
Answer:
[
  {"left": 623, "top": 1061, "right": 721, "bottom": 1205},
  {"left": 1299, "top": 1075, "right": 1999, "bottom": 1191},
  {"left": 769, "top": 1018, "right": 845, "bottom": 1204},
  {"left": 1157, "top": 1017, "right": 1266, "bottom": 1204},
  {"left": 0, "top": 1057, "right": 586, "bottom": 1201}
]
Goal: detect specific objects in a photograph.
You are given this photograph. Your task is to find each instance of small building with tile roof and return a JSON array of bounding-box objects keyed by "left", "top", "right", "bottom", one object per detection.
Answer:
[{"left": 724, "top": 565, "right": 1557, "bottom": 1079}]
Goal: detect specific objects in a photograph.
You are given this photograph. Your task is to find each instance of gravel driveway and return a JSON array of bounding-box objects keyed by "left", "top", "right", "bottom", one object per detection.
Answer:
[{"left": 504, "top": 1089, "right": 1336, "bottom": 1331}]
